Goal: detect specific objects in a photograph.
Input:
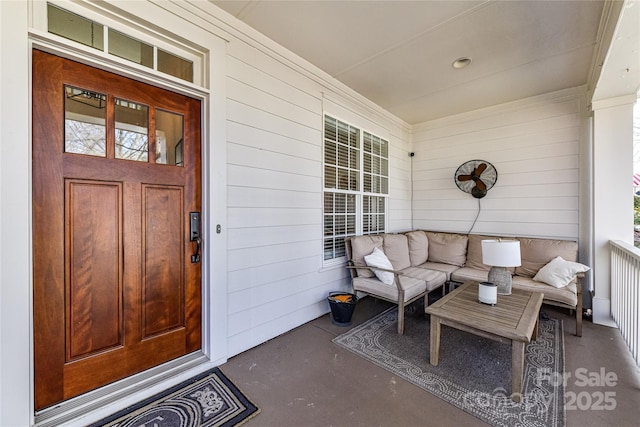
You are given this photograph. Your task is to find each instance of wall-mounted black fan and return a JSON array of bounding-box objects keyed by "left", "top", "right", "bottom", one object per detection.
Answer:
[{"left": 454, "top": 160, "right": 498, "bottom": 199}]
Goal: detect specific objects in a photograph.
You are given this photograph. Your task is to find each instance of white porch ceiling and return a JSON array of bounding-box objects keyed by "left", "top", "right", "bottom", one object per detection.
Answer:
[{"left": 211, "top": 0, "right": 614, "bottom": 124}]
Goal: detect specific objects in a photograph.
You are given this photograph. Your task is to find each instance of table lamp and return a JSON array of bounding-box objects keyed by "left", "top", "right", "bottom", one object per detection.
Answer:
[{"left": 481, "top": 239, "right": 521, "bottom": 295}]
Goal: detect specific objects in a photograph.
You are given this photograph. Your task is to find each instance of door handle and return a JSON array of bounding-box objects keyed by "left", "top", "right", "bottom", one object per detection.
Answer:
[
  {"left": 190, "top": 212, "right": 201, "bottom": 263},
  {"left": 191, "top": 237, "right": 201, "bottom": 263}
]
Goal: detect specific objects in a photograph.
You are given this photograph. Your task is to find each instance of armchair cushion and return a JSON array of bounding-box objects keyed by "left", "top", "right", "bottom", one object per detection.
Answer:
[
  {"left": 533, "top": 256, "right": 590, "bottom": 288},
  {"left": 364, "top": 247, "right": 395, "bottom": 285}
]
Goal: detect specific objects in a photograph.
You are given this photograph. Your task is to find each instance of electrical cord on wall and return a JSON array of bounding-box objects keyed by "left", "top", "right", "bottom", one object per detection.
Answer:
[
  {"left": 409, "top": 152, "right": 414, "bottom": 229},
  {"left": 467, "top": 198, "right": 481, "bottom": 234}
]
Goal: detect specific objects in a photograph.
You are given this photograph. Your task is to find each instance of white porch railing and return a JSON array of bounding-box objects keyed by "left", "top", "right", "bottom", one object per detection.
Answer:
[{"left": 610, "top": 240, "right": 640, "bottom": 366}]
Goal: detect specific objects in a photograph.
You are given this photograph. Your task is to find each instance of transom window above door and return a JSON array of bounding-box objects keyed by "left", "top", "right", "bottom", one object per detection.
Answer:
[
  {"left": 47, "top": 3, "right": 195, "bottom": 83},
  {"left": 64, "top": 84, "right": 184, "bottom": 166}
]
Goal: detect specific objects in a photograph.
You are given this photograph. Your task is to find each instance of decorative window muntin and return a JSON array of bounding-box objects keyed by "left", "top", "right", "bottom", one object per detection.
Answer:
[{"left": 323, "top": 115, "right": 389, "bottom": 263}]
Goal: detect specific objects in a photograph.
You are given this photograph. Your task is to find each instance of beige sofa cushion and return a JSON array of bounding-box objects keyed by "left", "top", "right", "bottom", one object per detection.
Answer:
[
  {"left": 425, "top": 232, "right": 468, "bottom": 267},
  {"left": 352, "top": 276, "right": 426, "bottom": 303},
  {"left": 406, "top": 231, "right": 429, "bottom": 266},
  {"left": 465, "top": 234, "right": 493, "bottom": 271},
  {"left": 400, "top": 267, "right": 447, "bottom": 292},
  {"left": 516, "top": 238, "right": 578, "bottom": 278},
  {"left": 451, "top": 267, "right": 489, "bottom": 283},
  {"left": 350, "top": 235, "right": 383, "bottom": 278},
  {"left": 416, "top": 262, "right": 460, "bottom": 281},
  {"left": 511, "top": 276, "right": 578, "bottom": 307},
  {"left": 383, "top": 234, "right": 411, "bottom": 271}
]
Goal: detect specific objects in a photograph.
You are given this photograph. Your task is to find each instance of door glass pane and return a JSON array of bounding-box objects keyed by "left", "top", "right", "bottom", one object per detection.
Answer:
[
  {"left": 108, "top": 29, "right": 153, "bottom": 68},
  {"left": 115, "top": 98, "right": 149, "bottom": 162},
  {"left": 48, "top": 4, "right": 104, "bottom": 50},
  {"left": 157, "top": 49, "right": 194, "bottom": 83},
  {"left": 64, "top": 86, "right": 107, "bottom": 157},
  {"left": 155, "top": 110, "right": 184, "bottom": 166}
]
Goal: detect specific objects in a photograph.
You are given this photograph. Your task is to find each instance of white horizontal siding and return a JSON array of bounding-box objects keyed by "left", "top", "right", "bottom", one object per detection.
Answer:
[
  {"left": 227, "top": 295, "right": 328, "bottom": 356},
  {"left": 227, "top": 224, "right": 319, "bottom": 250},
  {"left": 227, "top": 55, "right": 321, "bottom": 114},
  {"left": 227, "top": 141, "right": 320, "bottom": 177},
  {"left": 228, "top": 240, "right": 319, "bottom": 272},
  {"left": 411, "top": 88, "right": 585, "bottom": 240},
  {"left": 226, "top": 101, "right": 320, "bottom": 148},
  {"left": 387, "top": 126, "right": 413, "bottom": 232},
  {"left": 228, "top": 256, "right": 320, "bottom": 294},
  {"left": 228, "top": 165, "right": 321, "bottom": 192},
  {"left": 224, "top": 39, "right": 409, "bottom": 356}
]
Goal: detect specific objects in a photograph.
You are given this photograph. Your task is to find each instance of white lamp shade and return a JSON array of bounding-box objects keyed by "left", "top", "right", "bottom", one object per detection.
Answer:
[{"left": 481, "top": 239, "right": 521, "bottom": 267}]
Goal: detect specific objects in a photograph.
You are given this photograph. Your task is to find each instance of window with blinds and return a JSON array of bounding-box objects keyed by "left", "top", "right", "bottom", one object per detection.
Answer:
[{"left": 323, "top": 115, "right": 389, "bottom": 263}]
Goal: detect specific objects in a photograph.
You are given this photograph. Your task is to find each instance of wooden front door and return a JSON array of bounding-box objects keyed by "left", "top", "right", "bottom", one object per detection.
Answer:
[{"left": 32, "top": 50, "right": 202, "bottom": 410}]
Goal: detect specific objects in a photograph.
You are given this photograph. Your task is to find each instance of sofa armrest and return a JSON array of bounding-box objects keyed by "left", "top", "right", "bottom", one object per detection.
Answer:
[
  {"left": 575, "top": 272, "right": 585, "bottom": 336},
  {"left": 346, "top": 265, "right": 407, "bottom": 293},
  {"left": 575, "top": 272, "right": 585, "bottom": 296}
]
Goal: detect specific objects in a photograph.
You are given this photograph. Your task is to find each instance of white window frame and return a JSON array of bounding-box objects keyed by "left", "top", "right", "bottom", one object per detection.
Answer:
[{"left": 323, "top": 115, "right": 389, "bottom": 266}]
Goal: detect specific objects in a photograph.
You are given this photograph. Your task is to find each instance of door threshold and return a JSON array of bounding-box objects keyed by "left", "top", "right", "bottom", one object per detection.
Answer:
[{"left": 34, "top": 352, "right": 215, "bottom": 427}]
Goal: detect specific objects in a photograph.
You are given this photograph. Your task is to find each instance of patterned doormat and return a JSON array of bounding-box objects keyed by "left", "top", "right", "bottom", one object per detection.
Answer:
[
  {"left": 90, "top": 368, "right": 259, "bottom": 427},
  {"left": 333, "top": 306, "right": 565, "bottom": 427}
]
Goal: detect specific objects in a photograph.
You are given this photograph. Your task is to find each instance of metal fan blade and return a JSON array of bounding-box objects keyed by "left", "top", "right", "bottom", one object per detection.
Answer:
[{"left": 457, "top": 174, "right": 473, "bottom": 181}]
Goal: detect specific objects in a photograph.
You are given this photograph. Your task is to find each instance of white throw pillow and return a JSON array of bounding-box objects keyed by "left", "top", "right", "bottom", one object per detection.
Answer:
[
  {"left": 364, "top": 247, "right": 395, "bottom": 285},
  {"left": 533, "top": 256, "right": 590, "bottom": 288}
]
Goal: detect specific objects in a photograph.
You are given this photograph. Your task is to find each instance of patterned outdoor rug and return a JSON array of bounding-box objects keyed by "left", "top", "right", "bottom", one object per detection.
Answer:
[
  {"left": 90, "top": 368, "right": 259, "bottom": 427},
  {"left": 333, "top": 306, "right": 565, "bottom": 427}
]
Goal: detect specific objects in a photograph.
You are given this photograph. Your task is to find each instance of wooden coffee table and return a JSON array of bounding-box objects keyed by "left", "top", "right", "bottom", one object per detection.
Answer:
[{"left": 425, "top": 281, "right": 543, "bottom": 402}]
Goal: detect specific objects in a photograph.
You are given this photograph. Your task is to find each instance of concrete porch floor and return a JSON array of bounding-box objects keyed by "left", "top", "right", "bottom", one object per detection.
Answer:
[{"left": 221, "top": 296, "right": 640, "bottom": 426}]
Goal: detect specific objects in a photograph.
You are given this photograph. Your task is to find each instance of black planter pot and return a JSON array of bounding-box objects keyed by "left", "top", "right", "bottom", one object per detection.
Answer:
[{"left": 327, "top": 292, "right": 358, "bottom": 326}]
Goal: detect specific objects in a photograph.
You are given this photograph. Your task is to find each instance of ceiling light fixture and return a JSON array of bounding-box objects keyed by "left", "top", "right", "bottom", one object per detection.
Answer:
[{"left": 452, "top": 57, "right": 472, "bottom": 69}]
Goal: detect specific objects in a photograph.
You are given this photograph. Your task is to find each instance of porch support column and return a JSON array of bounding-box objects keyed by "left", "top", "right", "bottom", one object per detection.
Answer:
[
  {"left": 591, "top": 95, "right": 636, "bottom": 326},
  {"left": 0, "top": 1, "right": 31, "bottom": 425}
]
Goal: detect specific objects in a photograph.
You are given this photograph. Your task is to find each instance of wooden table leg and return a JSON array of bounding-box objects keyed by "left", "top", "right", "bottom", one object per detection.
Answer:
[
  {"left": 532, "top": 317, "right": 538, "bottom": 341},
  {"left": 512, "top": 340, "right": 525, "bottom": 402},
  {"left": 430, "top": 316, "right": 441, "bottom": 366}
]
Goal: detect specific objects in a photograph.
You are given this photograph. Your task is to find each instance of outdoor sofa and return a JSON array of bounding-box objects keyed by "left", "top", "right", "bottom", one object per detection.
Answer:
[{"left": 345, "top": 231, "right": 588, "bottom": 336}]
